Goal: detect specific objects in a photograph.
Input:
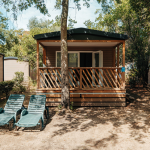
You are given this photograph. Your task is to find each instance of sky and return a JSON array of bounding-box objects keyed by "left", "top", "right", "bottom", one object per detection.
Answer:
[{"left": 1, "top": 0, "right": 101, "bottom": 31}]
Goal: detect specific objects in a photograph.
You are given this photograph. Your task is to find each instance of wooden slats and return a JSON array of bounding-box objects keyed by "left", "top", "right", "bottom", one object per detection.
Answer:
[
  {"left": 38, "top": 67, "right": 123, "bottom": 90},
  {"left": 69, "top": 69, "right": 79, "bottom": 88},
  {"left": 48, "top": 69, "right": 60, "bottom": 88},
  {"left": 91, "top": 69, "right": 101, "bottom": 88},
  {"left": 82, "top": 70, "right": 90, "bottom": 88}
]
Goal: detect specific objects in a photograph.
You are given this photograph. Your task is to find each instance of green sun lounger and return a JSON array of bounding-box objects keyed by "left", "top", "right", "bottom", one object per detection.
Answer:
[
  {"left": 15, "top": 95, "right": 49, "bottom": 130},
  {"left": 0, "top": 94, "right": 25, "bottom": 130}
]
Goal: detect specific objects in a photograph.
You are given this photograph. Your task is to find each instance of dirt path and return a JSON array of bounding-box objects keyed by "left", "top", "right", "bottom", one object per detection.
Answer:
[{"left": 1, "top": 87, "right": 150, "bottom": 150}]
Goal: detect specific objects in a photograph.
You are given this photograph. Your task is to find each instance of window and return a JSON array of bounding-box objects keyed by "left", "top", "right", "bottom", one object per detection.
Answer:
[{"left": 56, "top": 52, "right": 78, "bottom": 67}]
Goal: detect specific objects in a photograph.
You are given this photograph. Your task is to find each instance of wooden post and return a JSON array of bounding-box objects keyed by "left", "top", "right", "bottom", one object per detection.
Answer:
[
  {"left": 117, "top": 46, "right": 119, "bottom": 67},
  {"left": 80, "top": 69, "right": 82, "bottom": 89},
  {"left": 43, "top": 47, "right": 46, "bottom": 65},
  {"left": 122, "top": 41, "right": 125, "bottom": 89},
  {"left": 117, "top": 45, "right": 120, "bottom": 87},
  {"left": 37, "top": 41, "right": 39, "bottom": 89}
]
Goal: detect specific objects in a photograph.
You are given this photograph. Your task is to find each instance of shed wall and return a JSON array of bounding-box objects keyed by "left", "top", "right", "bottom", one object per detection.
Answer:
[
  {"left": 4, "top": 60, "right": 29, "bottom": 81},
  {"left": 45, "top": 46, "right": 113, "bottom": 67},
  {"left": 0, "top": 55, "right": 4, "bottom": 82}
]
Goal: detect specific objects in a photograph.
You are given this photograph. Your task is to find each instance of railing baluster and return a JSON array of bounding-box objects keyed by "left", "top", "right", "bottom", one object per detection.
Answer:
[
  {"left": 86, "top": 69, "right": 98, "bottom": 88},
  {"left": 91, "top": 69, "right": 101, "bottom": 88},
  {"left": 103, "top": 69, "right": 114, "bottom": 87},
  {"left": 76, "top": 69, "right": 85, "bottom": 88},
  {"left": 82, "top": 70, "right": 90, "bottom": 88},
  {"left": 68, "top": 71, "right": 75, "bottom": 88},
  {"left": 69, "top": 69, "right": 79, "bottom": 88},
  {"left": 106, "top": 69, "right": 117, "bottom": 88},
  {"left": 39, "top": 70, "right": 48, "bottom": 88},
  {"left": 40, "top": 69, "right": 52, "bottom": 88},
  {"left": 114, "top": 69, "right": 122, "bottom": 86},
  {"left": 85, "top": 69, "right": 93, "bottom": 88},
  {"left": 94, "top": 69, "right": 105, "bottom": 88},
  {"left": 80, "top": 69, "right": 82, "bottom": 89},
  {"left": 47, "top": 69, "right": 56, "bottom": 88},
  {"left": 98, "top": 69, "right": 108, "bottom": 88},
  {"left": 49, "top": 69, "right": 60, "bottom": 88}
]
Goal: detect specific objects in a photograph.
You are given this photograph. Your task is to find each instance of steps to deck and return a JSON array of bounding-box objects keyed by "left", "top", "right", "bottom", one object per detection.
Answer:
[{"left": 36, "top": 89, "right": 126, "bottom": 107}]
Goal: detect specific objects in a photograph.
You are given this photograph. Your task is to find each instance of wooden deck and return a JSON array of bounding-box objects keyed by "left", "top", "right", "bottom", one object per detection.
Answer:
[
  {"left": 36, "top": 88, "right": 126, "bottom": 107},
  {"left": 36, "top": 67, "right": 126, "bottom": 106}
]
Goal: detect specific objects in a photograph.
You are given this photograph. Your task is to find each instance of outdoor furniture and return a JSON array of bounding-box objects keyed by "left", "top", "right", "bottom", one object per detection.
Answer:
[
  {"left": 15, "top": 95, "right": 49, "bottom": 131},
  {"left": 0, "top": 94, "right": 25, "bottom": 130}
]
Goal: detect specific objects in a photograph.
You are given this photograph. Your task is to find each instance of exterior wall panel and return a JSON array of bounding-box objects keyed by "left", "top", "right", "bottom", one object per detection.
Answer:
[{"left": 46, "top": 46, "right": 113, "bottom": 67}]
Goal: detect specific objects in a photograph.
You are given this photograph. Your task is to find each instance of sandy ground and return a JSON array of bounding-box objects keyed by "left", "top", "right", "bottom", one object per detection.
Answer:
[{"left": 1, "top": 87, "right": 150, "bottom": 150}]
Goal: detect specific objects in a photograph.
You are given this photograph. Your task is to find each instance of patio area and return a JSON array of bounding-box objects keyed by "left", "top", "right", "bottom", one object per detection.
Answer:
[{"left": 0, "top": 87, "right": 150, "bottom": 150}]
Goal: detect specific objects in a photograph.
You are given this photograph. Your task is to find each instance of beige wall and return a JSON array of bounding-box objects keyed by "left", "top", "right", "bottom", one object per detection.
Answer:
[
  {"left": 46, "top": 46, "right": 113, "bottom": 67},
  {"left": 4, "top": 59, "right": 29, "bottom": 81},
  {"left": 0, "top": 55, "right": 4, "bottom": 82}
]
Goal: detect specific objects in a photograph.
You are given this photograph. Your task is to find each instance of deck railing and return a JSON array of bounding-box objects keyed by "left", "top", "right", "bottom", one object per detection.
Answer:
[{"left": 38, "top": 67, "right": 124, "bottom": 90}]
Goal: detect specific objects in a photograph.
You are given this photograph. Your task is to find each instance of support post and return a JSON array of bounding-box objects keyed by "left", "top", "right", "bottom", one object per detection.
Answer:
[
  {"left": 80, "top": 69, "right": 82, "bottom": 89},
  {"left": 117, "top": 45, "right": 120, "bottom": 87},
  {"left": 37, "top": 41, "right": 39, "bottom": 89},
  {"left": 122, "top": 41, "right": 125, "bottom": 89}
]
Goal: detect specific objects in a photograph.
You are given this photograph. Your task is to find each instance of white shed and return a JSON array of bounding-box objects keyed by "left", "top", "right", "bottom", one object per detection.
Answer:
[
  {"left": 0, "top": 53, "right": 4, "bottom": 82},
  {"left": 4, "top": 57, "right": 29, "bottom": 81}
]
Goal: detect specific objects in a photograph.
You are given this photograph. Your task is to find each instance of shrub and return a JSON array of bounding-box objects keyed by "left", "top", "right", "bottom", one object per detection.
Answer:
[
  {"left": 0, "top": 81, "right": 14, "bottom": 99},
  {"left": 12, "top": 72, "right": 26, "bottom": 93},
  {"left": 128, "top": 68, "right": 139, "bottom": 87}
]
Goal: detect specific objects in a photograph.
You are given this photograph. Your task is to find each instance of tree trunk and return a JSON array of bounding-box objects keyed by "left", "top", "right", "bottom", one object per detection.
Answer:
[{"left": 61, "top": 0, "right": 69, "bottom": 108}]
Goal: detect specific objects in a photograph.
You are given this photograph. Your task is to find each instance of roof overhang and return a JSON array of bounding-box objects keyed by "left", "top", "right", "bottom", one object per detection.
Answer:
[
  {"left": 39, "top": 40, "right": 123, "bottom": 47},
  {"left": 34, "top": 28, "right": 128, "bottom": 48}
]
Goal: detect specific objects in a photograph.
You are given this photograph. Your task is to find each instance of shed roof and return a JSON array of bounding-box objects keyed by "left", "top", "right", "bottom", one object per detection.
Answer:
[
  {"left": 33, "top": 28, "right": 128, "bottom": 41},
  {"left": 4, "top": 57, "right": 18, "bottom": 60}
]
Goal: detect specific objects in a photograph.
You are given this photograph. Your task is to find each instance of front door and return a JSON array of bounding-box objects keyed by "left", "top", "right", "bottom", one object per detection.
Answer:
[{"left": 80, "top": 53, "right": 92, "bottom": 87}]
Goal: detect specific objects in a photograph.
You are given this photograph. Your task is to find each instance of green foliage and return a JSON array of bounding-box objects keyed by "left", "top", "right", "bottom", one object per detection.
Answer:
[
  {"left": 130, "top": 0, "right": 150, "bottom": 28},
  {"left": 68, "top": 17, "right": 77, "bottom": 29},
  {"left": 128, "top": 68, "right": 138, "bottom": 87},
  {"left": 0, "top": 81, "right": 14, "bottom": 99},
  {"left": 0, "top": 12, "right": 8, "bottom": 45},
  {"left": 0, "top": 12, "right": 19, "bottom": 55},
  {"left": 70, "top": 102, "right": 74, "bottom": 110},
  {"left": 58, "top": 104, "right": 62, "bottom": 110},
  {"left": 12, "top": 72, "right": 26, "bottom": 93},
  {"left": 27, "top": 17, "right": 54, "bottom": 30},
  {"left": 1, "top": 0, "right": 49, "bottom": 20}
]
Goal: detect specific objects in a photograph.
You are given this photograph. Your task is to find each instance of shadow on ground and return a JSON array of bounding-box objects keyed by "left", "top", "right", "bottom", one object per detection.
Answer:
[{"left": 50, "top": 87, "right": 150, "bottom": 149}]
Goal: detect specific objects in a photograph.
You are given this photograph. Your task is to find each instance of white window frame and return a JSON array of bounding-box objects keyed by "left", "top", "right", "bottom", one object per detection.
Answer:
[
  {"left": 56, "top": 51, "right": 102, "bottom": 67},
  {"left": 56, "top": 51, "right": 80, "bottom": 67}
]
